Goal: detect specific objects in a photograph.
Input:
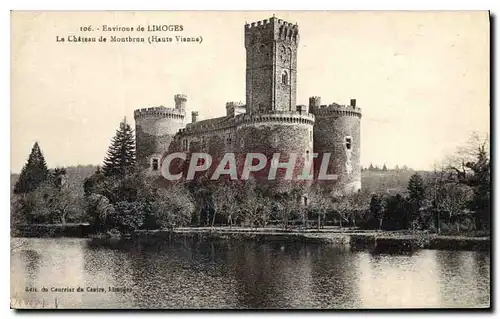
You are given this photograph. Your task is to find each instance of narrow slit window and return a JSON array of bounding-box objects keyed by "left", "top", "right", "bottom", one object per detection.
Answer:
[
  {"left": 152, "top": 159, "right": 159, "bottom": 171},
  {"left": 306, "top": 150, "right": 310, "bottom": 161},
  {"left": 345, "top": 137, "right": 352, "bottom": 150},
  {"left": 282, "top": 70, "right": 289, "bottom": 85}
]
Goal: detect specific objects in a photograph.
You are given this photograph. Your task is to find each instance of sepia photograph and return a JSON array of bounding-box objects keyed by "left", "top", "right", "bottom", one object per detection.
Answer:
[{"left": 10, "top": 10, "right": 491, "bottom": 309}]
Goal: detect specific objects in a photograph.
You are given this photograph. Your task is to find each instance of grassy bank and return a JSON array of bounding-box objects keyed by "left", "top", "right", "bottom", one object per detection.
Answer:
[{"left": 135, "top": 227, "right": 490, "bottom": 252}]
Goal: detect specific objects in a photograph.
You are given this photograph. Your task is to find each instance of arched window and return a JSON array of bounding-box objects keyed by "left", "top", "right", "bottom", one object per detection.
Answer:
[{"left": 281, "top": 70, "right": 289, "bottom": 85}]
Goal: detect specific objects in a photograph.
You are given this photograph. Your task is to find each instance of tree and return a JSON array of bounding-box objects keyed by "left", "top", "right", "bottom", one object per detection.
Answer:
[
  {"left": 408, "top": 173, "right": 425, "bottom": 203},
  {"left": 211, "top": 182, "right": 240, "bottom": 227},
  {"left": 14, "top": 142, "right": 50, "bottom": 194},
  {"left": 368, "top": 163, "right": 375, "bottom": 171},
  {"left": 369, "top": 194, "right": 384, "bottom": 230},
  {"left": 383, "top": 194, "right": 410, "bottom": 230},
  {"left": 307, "top": 186, "right": 333, "bottom": 229},
  {"left": 102, "top": 118, "right": 136, "bottom": 177},
  {"left": 331, "top": 195, "right": 351, "bottom": 228},
  {"left": 85, "top": 194, "right": 115, "bottom": 232},
  {"left": 446, "top": 133, "right": 491, "bottom": 230},
  {"left": 238, "top": 179, "right": 271, "bottom": 228},
  {"left": 114, "top": 201, "right": 146, "bottom": 233},
  {"left": 152, "top": 183, "right": 195, "bottom": 229},
  {"left": 274, "top": 186, "right": 305, "bottom": 230},
  {"left": 52, "top": 167, "right": 67, "bottom": 189},
  {"left": 437, "top": 183, "right": 473, "bottom": 231},
  {"left": 349, "top": 190, "right": 370, "bottom": 227},
  {"left": 382, "top": 164, "right": 388, "bottom": 171}
]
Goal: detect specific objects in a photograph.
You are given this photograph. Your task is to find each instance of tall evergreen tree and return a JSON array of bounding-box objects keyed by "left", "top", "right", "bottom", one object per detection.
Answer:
[
  {"left": 14, "top": 142, "right": 50, "bottom": 194},
  {"left": 382, "top": 163, "right": 388, "bottom": 171},
  {"left": 102, "top": 118, "right": 136, "bottom": 177},
  {"left": 407, "top": 173, "right": 426, "bottom": 203}
]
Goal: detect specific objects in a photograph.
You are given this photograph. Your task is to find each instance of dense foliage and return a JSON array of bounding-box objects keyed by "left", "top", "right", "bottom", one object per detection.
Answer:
[{"left": 11, "top": 133, "right": 490, "bottom": 235}]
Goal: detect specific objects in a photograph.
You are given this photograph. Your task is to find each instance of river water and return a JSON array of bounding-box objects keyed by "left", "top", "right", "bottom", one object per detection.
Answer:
[{"left": 10, "top": 237, "right": 490, "bottom": 309}]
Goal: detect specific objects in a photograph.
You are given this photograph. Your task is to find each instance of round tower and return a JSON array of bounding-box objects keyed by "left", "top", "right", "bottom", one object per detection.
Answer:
[
  {"left": 308, "top": 96, "right": 321, "bottom": 113},
  {"left": 311, "top": 98, "right": 362, "bottom": 194},
  {"left": 134, "top": 95, "right": 187, "bottom": 172},
  {"left": 235, "top": 111, "right": 315, "bottom": 194},
  {"left": 174, "top": 94, "right": 187, "bottom": 110}
]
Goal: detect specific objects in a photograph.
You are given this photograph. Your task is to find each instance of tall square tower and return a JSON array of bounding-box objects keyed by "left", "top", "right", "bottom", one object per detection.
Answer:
[{"left": 244, "top": 17, "right": 299, "bottom": 114}]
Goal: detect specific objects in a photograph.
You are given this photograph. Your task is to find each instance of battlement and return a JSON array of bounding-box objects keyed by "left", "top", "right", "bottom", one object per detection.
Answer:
[
  {"left": 179, "top": 116, "right": 236, "bottom": 136},
  {"left": 311, "top": 103, "right": 362, "bottom": 118},
  {"left": 235, "top": 110, "right": 315, "bottom": 127},
  {"left": 174, "top": 94, "right": 187, "bottom": 102},
  {"left": 245, "top": 17, "right": 298, "bottom": 30},
  {"left": 174, "top": 94, "right": 187, "bottom": 110},
  {"left": 226, "top": 101, "right": 245, "bottom": 108},
  {"left": 134, "top": 106, "right": 186, "bottom": 119},
  {"left": 244, "top": 16, "right": 299, "bottom": 47}
]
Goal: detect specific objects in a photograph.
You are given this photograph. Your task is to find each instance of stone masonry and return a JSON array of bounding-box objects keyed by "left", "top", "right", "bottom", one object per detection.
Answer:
[{"left": 134, "top": 16, "right": 362, "bottom": 194}]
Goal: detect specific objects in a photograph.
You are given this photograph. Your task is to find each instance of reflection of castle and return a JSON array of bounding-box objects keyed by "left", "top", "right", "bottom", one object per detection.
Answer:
[{"left": 134, "top": 17, "right": 362, "bottom": 193}]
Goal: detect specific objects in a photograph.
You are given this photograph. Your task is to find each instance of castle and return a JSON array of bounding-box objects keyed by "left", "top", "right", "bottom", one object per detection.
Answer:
[{"left": 134, "top": 16, "right": 362, "bottom": 193}]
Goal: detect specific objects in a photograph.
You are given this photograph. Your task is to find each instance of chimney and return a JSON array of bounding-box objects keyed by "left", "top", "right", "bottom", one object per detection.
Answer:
[
  {"left": 350, "top": 99, "right": 356, "bottom": 107},
  {"left": 191, "top": 111, "right": 198, "bottom": 123}
]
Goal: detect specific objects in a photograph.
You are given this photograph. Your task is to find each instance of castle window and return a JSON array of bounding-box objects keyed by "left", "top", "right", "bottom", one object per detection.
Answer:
[
  {"left": 306, "top": 150, "right": 310, "bottom": 161},
  {"left": 281, "top": 70, "right": 289, "bottom": 85},
  {"left": 345, "top": 136, "right": 352, "bottom": 150},
  {"left": 227, "top": 137, "right": 232, "bottom": 145},
  {"left": 310, "top": 130, "right": 312, "bottom": 141},
  {"left": 240, "top": 138, "right": 244, "bottom": 148},
  {"left": 152, "top": 159, "right": 159, "bottom": 171}
]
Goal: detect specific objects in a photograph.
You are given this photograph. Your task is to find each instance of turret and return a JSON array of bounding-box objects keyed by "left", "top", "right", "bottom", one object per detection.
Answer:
[
  {"left": 174, "top": 94, "right": 187, "bottom": 110},
  {"left": 191, "top": 111, "right": 199, "bottom": 123},
  {"left": 226, "top": 101, "right": 246, "bottom": 117},
  {"left": 308, "top": 96, "right": 321, "bottom": 113}
]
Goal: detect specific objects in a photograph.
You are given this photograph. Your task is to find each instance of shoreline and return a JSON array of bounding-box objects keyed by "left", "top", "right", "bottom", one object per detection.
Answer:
[
  {"left": 137, "top": 228, "right": 490, "bottom": 252},
  {"left": 12, "top": 224, "right": 489, "bottom": 252}
]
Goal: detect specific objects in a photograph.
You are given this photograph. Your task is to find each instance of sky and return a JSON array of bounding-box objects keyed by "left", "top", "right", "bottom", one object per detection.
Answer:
[{"left": 10, "top": 11, "right": 490, "bottom": 173}]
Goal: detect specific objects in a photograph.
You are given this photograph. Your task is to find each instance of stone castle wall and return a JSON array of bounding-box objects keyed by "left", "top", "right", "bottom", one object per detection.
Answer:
[
  {"left": 311, "top": 102, "right": 362, "bottom": 193},
  {"left": 134, "top": 105, "right": 186, "bottom": 169},
  {"left": 133, "top": 17, "right": 362, "bottom": 194}
]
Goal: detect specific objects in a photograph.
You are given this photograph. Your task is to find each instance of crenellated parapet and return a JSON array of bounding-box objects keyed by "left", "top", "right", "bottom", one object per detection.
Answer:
[
  {"left": 311, "top": 104, "right": 362, "bottom": 118},
  {"left": 308, "top": 97, "right": 362, "bottom": 118},
  {"left": 235, "top": 110, "right": 315, "bottom": 127},
  {"left": 134, "top": 106, "right": 186, "bottom": 119},
  {"left": 244, "top": 16, "right": 299, "bottom": 48},
  {"left": 174, "top": 94, "right": 187, "bottom": 110}
]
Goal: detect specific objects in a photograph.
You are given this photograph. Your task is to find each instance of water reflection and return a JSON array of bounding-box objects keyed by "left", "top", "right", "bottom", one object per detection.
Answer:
[{"left": 10, "top": 237, "right": 490, "bottom": 309}]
